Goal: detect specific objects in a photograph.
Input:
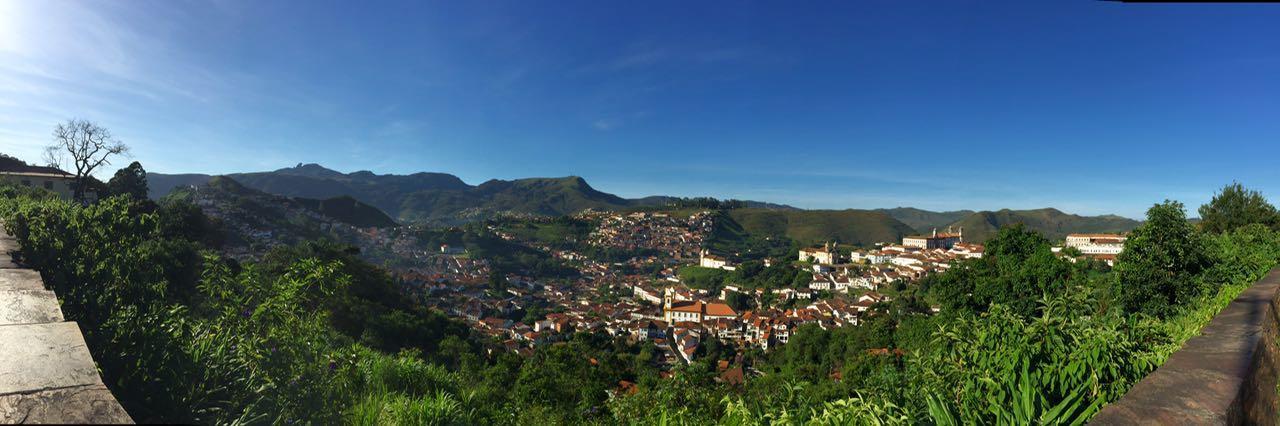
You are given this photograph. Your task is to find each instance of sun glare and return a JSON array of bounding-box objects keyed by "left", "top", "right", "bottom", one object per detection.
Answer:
[{"left": 0, "top": 1, "right": 26, "bottom": 54}]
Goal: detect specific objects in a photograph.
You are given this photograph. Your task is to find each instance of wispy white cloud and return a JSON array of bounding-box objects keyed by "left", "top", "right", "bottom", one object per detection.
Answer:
[
  {"left": 375, "top": 119, "right": 429, "bottom": 139},
  {"left": 607, "top": 48, "right": 669, "bottom": 70},
  {"left": 592, "top": 118, "right": 622, "bottom": 131}
]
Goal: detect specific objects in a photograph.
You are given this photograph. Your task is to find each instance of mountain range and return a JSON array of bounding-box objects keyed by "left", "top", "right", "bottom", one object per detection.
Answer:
[
  {"left": 150, "top": 164, "right": 796, "bottom": 224},
  {"left": 149, "top": 163, "right": 1141, "bottom": 242}
]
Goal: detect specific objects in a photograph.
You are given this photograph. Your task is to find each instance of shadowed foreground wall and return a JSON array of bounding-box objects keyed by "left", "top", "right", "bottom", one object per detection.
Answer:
[
  {"left": 0, "top": 224, "right": 133, "bottom": 424},
  {"left": 1092, "top": 268, "right": 1280, "bottom": 425}
]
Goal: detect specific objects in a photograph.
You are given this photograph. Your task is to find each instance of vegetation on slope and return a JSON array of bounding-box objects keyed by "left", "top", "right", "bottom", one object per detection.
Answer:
[
  {"left": 5, "top": 170, "right": 1277, "bottom": 424},
  {"left": 728, "top": 208, "right": 917, "bottom": 247},
  {"left": 294, "top": 195, "right": 398, "bottom": 228},
  {"left": 945, "top": 207, "right": 1140, "bottom": 243},
  {"left": 607, "top": 185, "right": 1280, "bottom": 424},
  {"left": 0, "top": 183, "right": 661, "bottom": 424},
  {"left": 876, "top": 207, "right": 975, "bottom": 233}
]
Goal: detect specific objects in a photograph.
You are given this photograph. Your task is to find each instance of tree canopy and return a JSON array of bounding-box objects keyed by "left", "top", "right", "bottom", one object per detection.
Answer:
[
  {"left": 1198, "top": 182, "right": 1279, "bottom": 234},
  {"left": 107, "top": 161, "right": 149, "bottom": 199},
  {"left": 1113, "top": 200, "right": 1209, "bottom": 317}
]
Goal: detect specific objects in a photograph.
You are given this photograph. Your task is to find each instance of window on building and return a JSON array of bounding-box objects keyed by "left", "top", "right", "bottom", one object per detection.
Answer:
[
  {"left": 43, "top": 181, "right": 53, "bottom": 190},
  {"left": 20, "top": 180, "right": 30, "bottom": 187}
]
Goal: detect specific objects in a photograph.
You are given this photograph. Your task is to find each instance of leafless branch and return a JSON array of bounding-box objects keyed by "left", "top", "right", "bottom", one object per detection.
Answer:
[{"left": 46, "top": 118, "right": 130, "bottom": 201}]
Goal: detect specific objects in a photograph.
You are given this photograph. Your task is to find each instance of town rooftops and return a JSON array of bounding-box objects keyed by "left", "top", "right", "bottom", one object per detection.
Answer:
[{"left": 667, "top": 300, "right": 738, "bottom": 317}]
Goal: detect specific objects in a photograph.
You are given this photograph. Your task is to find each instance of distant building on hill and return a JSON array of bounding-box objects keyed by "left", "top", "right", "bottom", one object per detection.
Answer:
[
  {"left": 0, "top": 161, "right": 78, "bottom": 199},
  {"left": 903, "top": 228, "right": 962, "bottom": 250},
  {"left": 799, "top": 242, "right": 838, "bottom": 264},
  {"left": 1065, "top": 233, "right": 1126, "bottom": 255},
  {"left": 699, "top": 249, "right": 736, "bottom": 270}
]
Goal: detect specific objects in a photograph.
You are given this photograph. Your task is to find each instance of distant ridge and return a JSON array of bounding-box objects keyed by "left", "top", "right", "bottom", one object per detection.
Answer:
[
  {"left": 149, "top": 163, "right": 792, "bottom": 225},
  {"left": 149, "top": 165, "right": 1139, "bottom": 237},
  {"left": 876, "top": 207, "right": 975, "bottom": 233},
  {"left": 944, "top": 208, "right": 1140, "bottom": 243},
  {"left": 166, "top": 176, "right": 398, "bottom": 251},
  {"left": 727, "top": 208, "right": 917, "bottom": 247}
]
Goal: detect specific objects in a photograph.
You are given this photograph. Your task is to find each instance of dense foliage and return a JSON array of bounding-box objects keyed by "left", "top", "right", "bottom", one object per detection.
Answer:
[
  {"left": 2, "top": 177, "right": 1279, "bottom": 424},
  {"left": 606, "top": 191, "right": 1280, "bottom": 424},
  {"left": 1199, "top": 182, "right": 1280, "bottom": 234},
  {"left": 0, "top": 186, "right": 651, "bottom": 424}
]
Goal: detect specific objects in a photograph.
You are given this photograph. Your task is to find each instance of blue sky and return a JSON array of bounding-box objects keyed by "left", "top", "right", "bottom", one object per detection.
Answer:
[{"left": 2, "top": 1, "right": 1279, "bottom": 218}]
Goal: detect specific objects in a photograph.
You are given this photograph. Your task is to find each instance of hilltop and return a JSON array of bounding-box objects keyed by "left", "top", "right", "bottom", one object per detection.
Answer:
[{"left": 944, "top": 208, "right": 1141, "bottom": 242}]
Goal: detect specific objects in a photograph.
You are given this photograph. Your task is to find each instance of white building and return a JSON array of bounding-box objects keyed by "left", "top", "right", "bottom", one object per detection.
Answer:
[
  {"left": 1065, "top": 233, "right": 1126, "bottom": 255},
  {"left": 699, "top": 250, "right": 736, "bottom": 271},
  {"left": 902, "top": 228, "right": 962, "bottom": 250},
  {"left": 799, "top": 243, "right": 838, "bottom": 264}
]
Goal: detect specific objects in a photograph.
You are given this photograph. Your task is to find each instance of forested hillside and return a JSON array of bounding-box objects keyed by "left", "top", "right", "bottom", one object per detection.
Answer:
[
  {"left": 10, "top": 156, "right": 1280, "bottom": 422},
  {"left": 727, "top": 208, "right": 917, "bottom": 246},
  {"left": 876, "top": 207, "right": 975, "bottom": 232},
  {"left": 6, "top": 169, "right": 1276, "bottom": 424},
  {"left": 150, "top": 164, "right": 790, "bottom": 225},
  {"left": 946, "top": 208, "right": 1141, "bottom": 242}
]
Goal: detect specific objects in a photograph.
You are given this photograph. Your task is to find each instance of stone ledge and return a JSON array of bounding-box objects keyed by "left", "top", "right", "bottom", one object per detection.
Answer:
[
  {"left": 0, "top": 384, "right": 133, "bottom": 424},
  {"left": 0, "top": 269, "right": 46, "bottom": 292},
  {"left": 1091, "top": 267, "right": 1280, "bottom": 425},
  {"left": 0, "top": 288, "right": 64, "bottom": 326},
  {"left": 0, "top": 322, "right": 104, "bottom": 394}
]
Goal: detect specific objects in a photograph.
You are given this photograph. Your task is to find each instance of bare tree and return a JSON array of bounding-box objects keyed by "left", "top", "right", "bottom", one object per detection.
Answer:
[{"left": 45, "top": 119, "right": 130, "bottom": 201}]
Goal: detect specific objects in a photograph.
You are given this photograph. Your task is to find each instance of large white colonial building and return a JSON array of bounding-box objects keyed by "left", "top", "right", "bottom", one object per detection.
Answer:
[
  {"left": 1064, "top": 233, "right": 1127, "bottom": 255},
  {"left": 799, "top": 243, "right": 838, "bottom": 264},
  {"left": 902, "top": 228, "right": 963, "bottom": 250}
]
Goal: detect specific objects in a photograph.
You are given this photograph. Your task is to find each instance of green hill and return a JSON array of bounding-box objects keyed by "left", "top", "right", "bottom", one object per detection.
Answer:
[
  {"left": 167, "top": 176, "right": 398, "bottom": 252},
  {"left": 726, "top": 208, "right": 916, "bottom": 247},
  {"left": 876, "top": 207, "right": 975, "bottom": 232},
  {"left": 946, "top": 208, "right": 1140, "bottom": 243},
  {"left": 295, "top": 195, "right": 398, "bottom": 228}
]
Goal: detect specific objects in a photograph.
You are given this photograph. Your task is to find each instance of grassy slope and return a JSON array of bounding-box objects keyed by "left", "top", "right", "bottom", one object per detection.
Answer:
[
  {"left": 947, "top": 208, "right": 1140, "bottom": 243},
  {"left": 876, "top": 207, "right": 976, "bottom": 233},
  {"left": 727, "top": 208, "right": 916, "bottom": 247}
]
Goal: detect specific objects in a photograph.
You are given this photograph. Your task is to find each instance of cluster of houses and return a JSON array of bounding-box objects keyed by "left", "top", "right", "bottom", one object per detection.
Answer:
[
  {"left": 628, "top": 285, "right": 893, "bottom": 363},
  {"left": 795, "top": 230, "right": 985, "bottom": 294},
  {"left": 586, "top": 211, "right": 716, "bottom": 260},
  {"left": 237, "top": 204, "right": 1123, "bottom": 371}
]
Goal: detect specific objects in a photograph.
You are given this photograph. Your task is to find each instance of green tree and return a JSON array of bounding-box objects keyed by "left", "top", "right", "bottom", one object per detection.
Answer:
[
  {"left": 725, "top": 291, "right": 750, "bottom": 312},
  {"left": 107, "top": 161, "right": 149, "bottom": 199},
  {"left": 1113, "top": 200, "right": 1209, "bottom": 317},
  {"left": 928, "top": 224, "right": 1071, "bottom": 317},
  {"left": 1198, "top": 182, "right": 1279, "bottom": 234}
]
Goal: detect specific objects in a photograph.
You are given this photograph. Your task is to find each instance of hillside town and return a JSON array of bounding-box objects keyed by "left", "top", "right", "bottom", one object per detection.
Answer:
[
  {"left": 174, "top": 186, "right": 1133, "bottom": 370},
  {"left": 430, "top": 215, "right": 1135, "bottom": 368}
]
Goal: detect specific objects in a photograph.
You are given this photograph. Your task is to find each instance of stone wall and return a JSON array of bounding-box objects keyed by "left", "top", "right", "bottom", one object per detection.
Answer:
[
  {"left": 0, "top": 225, "right": 133, "bottom": 424},
  {"left": 1091, "top": 268, "right": 1280, "bottom": 425}
]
